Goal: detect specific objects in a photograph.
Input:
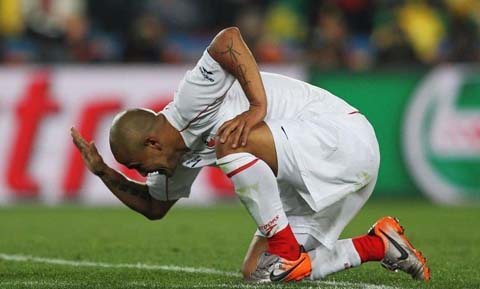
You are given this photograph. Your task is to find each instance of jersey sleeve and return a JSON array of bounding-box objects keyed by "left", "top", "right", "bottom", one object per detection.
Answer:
[
  {"left": 162, "top": 50, "right": 236, "bottom": 141},
  {"left": 146, "top": 165, "right": 202, "bottom": 201}
]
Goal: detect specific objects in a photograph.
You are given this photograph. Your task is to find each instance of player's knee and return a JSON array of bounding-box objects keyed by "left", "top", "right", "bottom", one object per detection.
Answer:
[
  {"left": 241, "top": 260, "right": 255, "bottom": 280},
  {"left": 215, "top": 126, "right": 266, "bottom": 159},
  {"left": 215, "top": 138, "right": 230, "bottom": 159},
  {"left": 215, "top": 137, "right": 250, "bottom": 159}
]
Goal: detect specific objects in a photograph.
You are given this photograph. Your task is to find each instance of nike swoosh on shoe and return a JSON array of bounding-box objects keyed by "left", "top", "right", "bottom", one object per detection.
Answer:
[
  {"left": 379, "top": 228, "right": 408, "bottom": 260},
  {"left": 269, "top": 256, "right": 306, "bottom": 282}
]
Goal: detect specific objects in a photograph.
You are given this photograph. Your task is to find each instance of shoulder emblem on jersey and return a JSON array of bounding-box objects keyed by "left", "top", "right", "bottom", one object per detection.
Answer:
[{"left": 199, "top": 66, "right": 214, "bottom": 82}]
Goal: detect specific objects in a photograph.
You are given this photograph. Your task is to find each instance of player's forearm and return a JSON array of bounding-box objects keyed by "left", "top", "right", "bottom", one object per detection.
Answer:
[
  {"left": 208, "top": 27, "right": 267, "bottom": 114},
  {"left": 97, "top": 167, "right": 153, "bottom": 218}
]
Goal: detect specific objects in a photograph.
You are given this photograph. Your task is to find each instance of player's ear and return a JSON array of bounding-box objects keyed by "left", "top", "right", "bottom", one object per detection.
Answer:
[{"left": 144, "top": 137, "right": 161, "bottom": 150}]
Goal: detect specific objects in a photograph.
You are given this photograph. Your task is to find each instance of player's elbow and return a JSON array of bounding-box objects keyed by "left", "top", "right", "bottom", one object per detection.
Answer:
[
  {"left": 220, "top": 27, "right": 241, "bottom": 38},
  {"left": 144, "top": 210, "right": 166, "bottom": 221},
  {"left": 209, "top": 27, "right": 242, "bottom": 52}
]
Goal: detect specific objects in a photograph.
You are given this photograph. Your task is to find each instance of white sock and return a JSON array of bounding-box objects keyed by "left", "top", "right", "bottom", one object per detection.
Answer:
[
  {"left": 217, "top": 152, "right": 288, "bottom": 237},
  {"left": 308, "top": 239, "right": 362, "bottom": 280}
]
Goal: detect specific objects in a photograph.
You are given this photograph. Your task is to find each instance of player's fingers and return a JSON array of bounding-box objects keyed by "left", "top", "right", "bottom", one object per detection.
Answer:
[
  {"left": 71, "top": 127, "right": 88, "bottom": 149},
  {"left": 231, "top": 122, "right": 245, "bottom": 148},
  {"left": 89, "top": 141, "right": 102, "bottom": 157},
  {"left": 70, "top": 127, "right": 80, "bottom": 143},
  {"left": 71, "top": 133, "right": 87, "bottom": 152},
  {"left": 220, "top": 122, "right": 238, "bottom": 144},
  {"left": 71, "top": 127, "right": 83, "bottom": 141},
  {"left": 70, "top": 126, "right": 78, "bottom": 136},
  {"left": 218, "top": 120, "right": 232, "bottom": 141},
  {"left": 240, "top": 123, "right": 252, "bottom": 147},
  {"left": 220, "top": 119, "right": 239, "bottom": 142},
  {"left": 88, "top": 141, "right": 97, "bottom": 153}
]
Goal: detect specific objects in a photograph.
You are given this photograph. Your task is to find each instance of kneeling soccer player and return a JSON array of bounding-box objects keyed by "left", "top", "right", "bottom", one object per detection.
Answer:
[{"left": 71, "top": 27, "right": 430, "bottom": 282}]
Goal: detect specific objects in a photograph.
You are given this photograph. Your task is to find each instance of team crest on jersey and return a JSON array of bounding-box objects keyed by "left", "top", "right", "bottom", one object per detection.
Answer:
[{"left": 203, "top": 135, "right": 216, "bottom": 148}]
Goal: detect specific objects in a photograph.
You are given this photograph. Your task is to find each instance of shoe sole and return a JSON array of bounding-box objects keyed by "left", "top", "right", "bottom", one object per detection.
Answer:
[{"left": 371, "top": 216, "right": 431, "bottom": 281}]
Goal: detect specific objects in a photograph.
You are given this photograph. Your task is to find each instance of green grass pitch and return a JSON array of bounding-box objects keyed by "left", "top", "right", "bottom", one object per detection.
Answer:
[{"left": 0, "top": 200, "right": 479, "bottom": 289}]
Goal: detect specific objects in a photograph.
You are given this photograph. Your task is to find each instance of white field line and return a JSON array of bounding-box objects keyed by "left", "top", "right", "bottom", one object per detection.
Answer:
[
  {"left": 0, "top": 281, "right": 277, "bottom": 288},
  {"left": 0, "top": 281, "right": 405, "bottom": 289},
  {"left": 0, "top": 253, "right": 405, "bottom": 289},
  {"left": 0, "top": 253, "right": 240, "bottom": 277}
]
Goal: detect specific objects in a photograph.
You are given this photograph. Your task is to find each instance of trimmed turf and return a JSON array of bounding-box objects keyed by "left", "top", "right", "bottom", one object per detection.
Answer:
[{"left": 0, "top": 200, "right": 479, "bottom": 289}]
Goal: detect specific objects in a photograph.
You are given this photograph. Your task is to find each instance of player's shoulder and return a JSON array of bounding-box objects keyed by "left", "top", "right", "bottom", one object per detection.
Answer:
[{"left": 260, "top": 71, "right": 310, "bottom": 87}]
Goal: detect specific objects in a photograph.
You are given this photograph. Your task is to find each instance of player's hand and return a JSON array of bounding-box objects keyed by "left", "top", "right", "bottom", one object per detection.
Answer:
[
  {"left": 218, "top": 105, "right": 266, "bottom": 148},
  {"left": 70, "top": 127, "right": 108, "bottom": 176}
]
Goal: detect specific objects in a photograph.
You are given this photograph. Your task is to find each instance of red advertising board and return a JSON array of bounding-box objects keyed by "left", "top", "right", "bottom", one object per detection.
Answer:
[{"left": 0, "top": 65, "right": 304, "bottom": 205}]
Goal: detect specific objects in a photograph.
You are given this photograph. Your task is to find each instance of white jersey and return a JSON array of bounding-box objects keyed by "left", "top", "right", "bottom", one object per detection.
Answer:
[
  {"left": 147, "top": 49, "right": 359, "bottom": 202},
  {"left": 147, "top": 49, "right": 380, "bottom": 249}
]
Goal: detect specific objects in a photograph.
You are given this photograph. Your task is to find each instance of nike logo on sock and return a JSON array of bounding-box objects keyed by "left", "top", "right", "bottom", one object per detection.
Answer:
[{"left": 379, "top": 229, "right": 409, "bottom": 261}]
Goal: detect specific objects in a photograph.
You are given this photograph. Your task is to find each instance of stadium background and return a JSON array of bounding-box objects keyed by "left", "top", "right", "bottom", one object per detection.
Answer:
[{"left": 1, "top": 0, "right": 479, "bottom": 205}]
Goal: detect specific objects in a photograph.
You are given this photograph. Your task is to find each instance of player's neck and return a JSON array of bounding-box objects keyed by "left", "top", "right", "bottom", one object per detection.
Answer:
[{"left": 158, "top": 114, "right": 189, "bottom": 153}]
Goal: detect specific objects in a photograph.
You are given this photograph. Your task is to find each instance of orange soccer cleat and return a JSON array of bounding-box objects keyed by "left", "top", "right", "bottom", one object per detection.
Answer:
[
  {"left": 368, "top": 216, "right": 431, "bottom": 281},
  {"left": 249, "top": 246, "right": 312, "bottom": 282}
]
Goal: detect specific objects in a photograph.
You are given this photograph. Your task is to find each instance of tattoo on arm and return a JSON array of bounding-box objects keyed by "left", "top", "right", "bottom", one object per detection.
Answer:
[
  {"left": 110, "top": 178, "right": 151, "bottom": 201},
  {"left": 236, "top": 64, "right": 251, "bottom": 87},
  {"left": 220, "top": 38, "right": 241, "bottom": 64},
  {"left": 219, "top": 38, "right": 251, "bottom": 87}
]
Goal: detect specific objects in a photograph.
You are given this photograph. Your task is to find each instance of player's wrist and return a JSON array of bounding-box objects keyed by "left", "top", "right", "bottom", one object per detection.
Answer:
[
  {"left": 249, "top": 106, "right": 266, "bottom": 121},
  {"left": 249, "top": 102, "right": 266, "bottom": 115},
  {"left": 93, "top": 162, "right": 109, "bottom": 177}
]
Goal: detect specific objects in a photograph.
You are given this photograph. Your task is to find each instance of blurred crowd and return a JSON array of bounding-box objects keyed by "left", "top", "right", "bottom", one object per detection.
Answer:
[{"left": 0, "top": 0, "right": 479, "bottom": 70}]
